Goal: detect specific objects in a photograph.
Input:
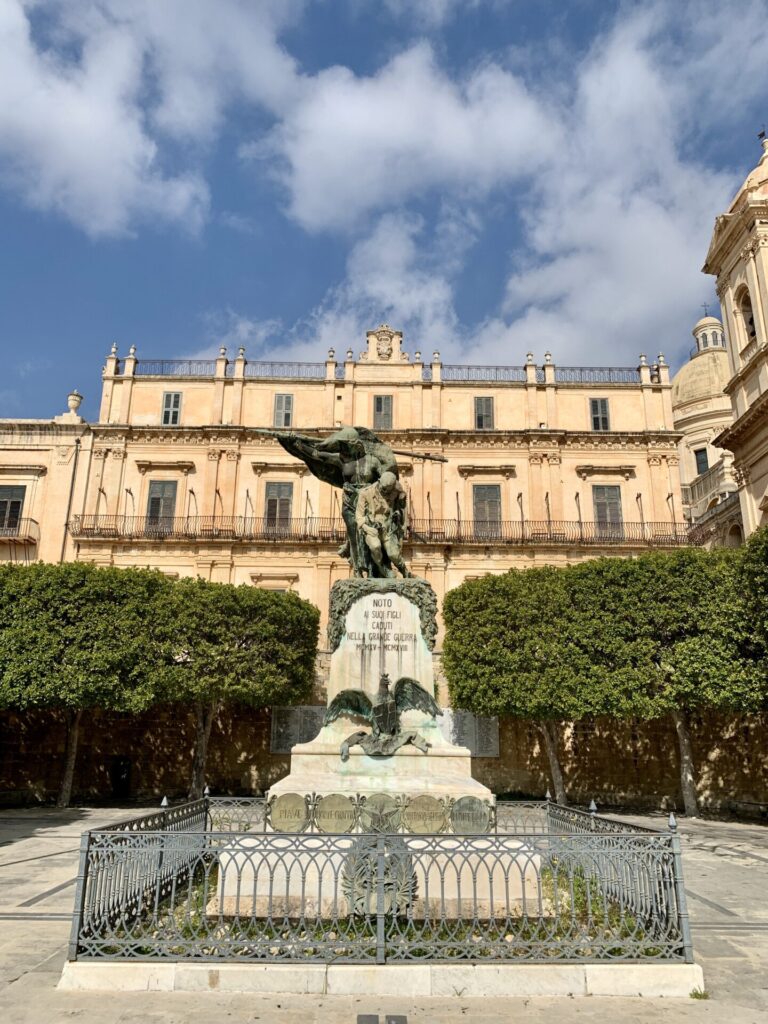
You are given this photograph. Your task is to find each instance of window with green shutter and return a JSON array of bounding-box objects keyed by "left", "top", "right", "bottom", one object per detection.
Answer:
[
  {"left": 0, "top": 485, "right": 25, "bottom": 532},
  {"left": 473, "top": 483, "right": 501, "bottom": 538},
  {"left": 592, "top": 484, "right": 623, "bottom": 536},
  {"left": 590, "top": 398, "right": 610, "bottom": 431},
  {"left": 161, "top": 392, "right": 182, "bottom": 426},
  {"left": 274, "top": 394, "right": 293, "bottom": 428},
  {"left": 475, "top": 397, "right": 494, "bottom": 430},
  {"left": 373, "top": 395, "right": 393, "bottom": 431},
  {"left": 146, "top": 480, "right": 177, "bottom": 533},
  {"left": 265, "top": 482, "right": 293, "bottom": 528}
]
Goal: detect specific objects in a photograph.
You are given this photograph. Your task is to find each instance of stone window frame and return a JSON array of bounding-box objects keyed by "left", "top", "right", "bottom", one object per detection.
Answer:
[{"left": 589, "top": 397, "right": 610, "bottom": 432}]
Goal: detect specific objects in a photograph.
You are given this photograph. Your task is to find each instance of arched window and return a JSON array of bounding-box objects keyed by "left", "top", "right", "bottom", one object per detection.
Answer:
[
  {"left": 702, "top": 332, "right": 709, "bottom": 348},
  {"left": 736, "top": 287, "right": 757, "bottom": 346},
  {"left": 725, "top": 524, "right": 743, "bottom": 548}
]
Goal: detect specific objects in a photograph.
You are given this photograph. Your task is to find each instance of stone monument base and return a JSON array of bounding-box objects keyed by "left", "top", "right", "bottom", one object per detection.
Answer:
[{"left": 268, "top": 719, "right": 491, "bottom": 802}]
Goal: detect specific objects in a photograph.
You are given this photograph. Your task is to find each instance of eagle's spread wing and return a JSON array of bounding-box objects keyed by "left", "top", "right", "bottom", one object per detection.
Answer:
[
  {"left": 323, "top": 689, "right": 374, "bottom": 726},
  {"left": 393, "top": 677, "right": 442, "bottom": 718}
]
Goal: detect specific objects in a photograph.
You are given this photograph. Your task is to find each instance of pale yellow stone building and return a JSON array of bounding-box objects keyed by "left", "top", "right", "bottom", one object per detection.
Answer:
[
  {"left": 671, "top": 316, "right": 742, "bottom": 547},
  {"left": 0, "top": 392, "right": 92, "bottom": 566},
  {"left": 705, "top": 138, "right": 768, "bottom": 535},
  {"left": 31, "top": 324, "right": 688, "bottom": 633}
]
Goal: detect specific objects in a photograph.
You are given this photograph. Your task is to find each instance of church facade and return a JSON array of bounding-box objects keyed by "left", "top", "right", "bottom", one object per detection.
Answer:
[
  {"left": 705, "top": 138, "right": 768, "bottom": 535},
  {"left": 0, "top": 324, "right": 688, "bottom": 632}
]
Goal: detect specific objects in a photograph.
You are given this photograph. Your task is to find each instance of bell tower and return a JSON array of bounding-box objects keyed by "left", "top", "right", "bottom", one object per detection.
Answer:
[{"left": 705, "top": 138, "right": 768, "bottom": 534}]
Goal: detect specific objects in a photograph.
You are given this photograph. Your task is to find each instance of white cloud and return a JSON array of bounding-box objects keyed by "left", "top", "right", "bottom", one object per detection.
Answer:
[
  {"left": 0, "top": 0, "right": 303, "bottom": 236},
  {"left": 0, "top": 0, "right": 211, "bottom": 236},
  {"left": 253, "top": 42, "right": 557, "bottom": 231}
]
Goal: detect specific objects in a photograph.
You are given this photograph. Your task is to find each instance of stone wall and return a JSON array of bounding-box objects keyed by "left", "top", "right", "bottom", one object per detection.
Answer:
[{"left": 1, "top": 703, "right": 765, "bottom": 816}]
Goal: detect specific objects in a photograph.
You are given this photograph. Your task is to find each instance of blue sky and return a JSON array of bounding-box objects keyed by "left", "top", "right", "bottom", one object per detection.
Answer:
[{"left": 1, "top": 0, "right": 768, "bottom": 420}]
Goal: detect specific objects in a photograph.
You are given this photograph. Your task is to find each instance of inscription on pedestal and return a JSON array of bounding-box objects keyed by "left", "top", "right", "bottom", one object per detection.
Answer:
[
  {"left": 404, "top": 795, "right": 447, "bottom": 834},
  {"left": 439, "top": 709, "right": 500, "bottom": 757},
  {"left": 315, "top": 794, "right": 357, "bottom": 834},
  {"left": 450, "top": 796, "right": 491, "bottom": 834},
  {"left": 270, "top": 705, "right": 326, "bottom": 754},
  {"left": 270, "top": 793, "right": 309, "bottom": 833}
]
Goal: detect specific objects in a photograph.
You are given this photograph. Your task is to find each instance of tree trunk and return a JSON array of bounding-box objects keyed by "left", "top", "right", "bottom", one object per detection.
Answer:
[
  {"left": 189, "top": 702, "right": 217, "bottom": 799},
  {"left": 671, "top": 707, "right": 699, "bottom": 817},
  {"left": 539, "top": 720, "right": 567, "bottom": 806},
  {"left": 56, "top": 708, "right": 82, "bottom": 809}
]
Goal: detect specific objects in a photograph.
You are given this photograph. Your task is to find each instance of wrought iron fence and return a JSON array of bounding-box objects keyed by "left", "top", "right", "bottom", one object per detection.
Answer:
[
  {"left": 68, "top": 798, "right": 692, "bottom": 965},
  {"left": 69, "top": 515, "right": 695, "bottom": 548}
]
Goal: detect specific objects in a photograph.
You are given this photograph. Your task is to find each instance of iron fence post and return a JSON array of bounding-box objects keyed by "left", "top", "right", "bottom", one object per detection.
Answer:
[
  {"left": 67, "top": 831, "right": 91, "bottom": 961},
  {"left": 670, "top": 831, "right": 695, "bottom": 963},
  {"left": 376, "top": 836, "right": 386, "bottom": 964}
]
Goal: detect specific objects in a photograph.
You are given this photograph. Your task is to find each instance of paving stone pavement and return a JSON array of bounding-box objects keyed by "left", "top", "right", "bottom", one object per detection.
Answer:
[{"left": 0, "top": 806, "right": 765, "bottom": 1024}]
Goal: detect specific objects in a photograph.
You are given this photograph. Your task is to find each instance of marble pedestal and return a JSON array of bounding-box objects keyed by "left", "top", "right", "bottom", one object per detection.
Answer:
[{"left": 268, "top": 578, "right": 493, "bottom": 806}]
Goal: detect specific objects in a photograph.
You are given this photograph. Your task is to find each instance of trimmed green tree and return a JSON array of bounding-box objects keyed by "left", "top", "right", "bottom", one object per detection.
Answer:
[
  {"left": 563, "top": 549, "right": 758, "bottom": 817},
  {"left": 443, "top": 566, "right": 593, "bottom": 804},
  {"left": 0, "top": 562, "right": 170, "bottom": 807},
  {"left": 153, "top": 578, "right": 319, "bottom": 798}
]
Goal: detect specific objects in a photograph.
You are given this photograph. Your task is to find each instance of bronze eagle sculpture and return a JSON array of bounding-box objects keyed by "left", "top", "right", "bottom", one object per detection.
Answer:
[{"left": 323, "top": 672, "right": 442, "bottom": 761}]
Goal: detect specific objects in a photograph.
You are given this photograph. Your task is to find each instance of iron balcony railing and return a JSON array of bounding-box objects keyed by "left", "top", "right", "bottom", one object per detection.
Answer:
[
  {"left": 0, "top": 518, "right": 40, "bottom": 544},
  {"left": 406, "top": 519, "right": 694, "bottom": 547},
  {"left": 243, "top": 361, "right": 326, "bottom": 379},
  {"left": 441, "top": 365, "right": 527, "bottom": 382},
  {"left": 554, "top": 367, "right": 642, "bottom": 384},
  {"left": 134, "top": 359, "right": 217, "bottom": 376},
  {"left": 68, "top": 797, "right": 693, "bottom": 965},
  {"left": 68, "top": 515, "right": 347, "bottom": 542},
  {"left": 68, "top": 515, "right": 695, "bottom": 547}
]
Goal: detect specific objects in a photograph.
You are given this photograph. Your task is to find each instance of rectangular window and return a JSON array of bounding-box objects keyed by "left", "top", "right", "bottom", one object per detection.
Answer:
[
  {"left": 161, "top": 392, "right": 182, "bottom": 426},
  {"left": 274, "top": 393, "right": 293, "bottom": 428},
  {"left": 590, "top": 398, "right": 610, "bottom": 431},
  {"left": 373, "top": 395, "right": 393, "bottom": 431},
  {"left": 146, "top": 480, "right": 177, "bottom": 533},
  {"left": 694, "top": 448, "right": 709, "bottom": 476},
  {"left": 0, "top": 485, "right": 25, "bottom": 533},
  {"left": 265, "top": 482, "right": 293, "bottom": 528},
  {"left": 592, "top": 485, "right": 623, "bottom": 536},
  {"left": 475, "top": 396, "right": 494, "bottom": 430},
  {"left": 473, "top": 483, "right": 501, "bottom": 539}
]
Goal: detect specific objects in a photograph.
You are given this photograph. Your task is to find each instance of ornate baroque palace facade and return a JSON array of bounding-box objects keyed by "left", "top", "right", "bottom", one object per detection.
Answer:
[{"left": 1, "top": 324, "right": 688, "bottom": 630}]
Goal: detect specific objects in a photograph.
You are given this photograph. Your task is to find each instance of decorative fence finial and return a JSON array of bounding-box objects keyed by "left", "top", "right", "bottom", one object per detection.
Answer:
[
  {"left": 589, "top": 799, "right": 597, "bottom": 815},
  {"left": 668, "top": 811, "right": 678, "bottom": 832},
  {"left": 160, "top": 795, "right": 169, "bottom": 808}
]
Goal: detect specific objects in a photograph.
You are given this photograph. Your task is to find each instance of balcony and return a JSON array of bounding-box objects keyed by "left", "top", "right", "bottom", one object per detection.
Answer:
[
  {"left": 407, "top": 519, "right": 692, "bottom": 547},
  {"left": 682, "top": 459, "right": 738, "bottom": 521},
  {"left": 69, "top": 515, "right": 347, "bottom": 542},
  {"left": 0, "top": 518, "right": 40, "bottom": 545},
  {"left": 69, "top": 515, "right": 693, "bottom": 548}
]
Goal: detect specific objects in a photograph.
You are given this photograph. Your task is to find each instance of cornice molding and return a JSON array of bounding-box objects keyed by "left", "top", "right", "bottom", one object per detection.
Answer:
[
  {"left": 0, "top": 464, "right": 47, "bottom": 476},
  {"left": 458, "top": 464, "right": 516, "bottom": 478},
  {"left": 575, "top": 464, "right": 636, "bottom": 481},
  {"left": 252, "top": 461, "right": 307, "bottom": 476},
  {"left": 716, "top": 388, "right": 768, "bottom": 450},
  {"left": 135, "top": 459, "right": 196, "bottom": 475}
]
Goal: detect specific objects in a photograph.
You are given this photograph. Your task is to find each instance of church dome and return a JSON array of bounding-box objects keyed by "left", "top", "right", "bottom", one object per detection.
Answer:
[
  {"left": 672, "top": 347, "right": 730, "bottom": 413},
  {"left": 727, "top": 138, "right": 768, "bottom": 213}
]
